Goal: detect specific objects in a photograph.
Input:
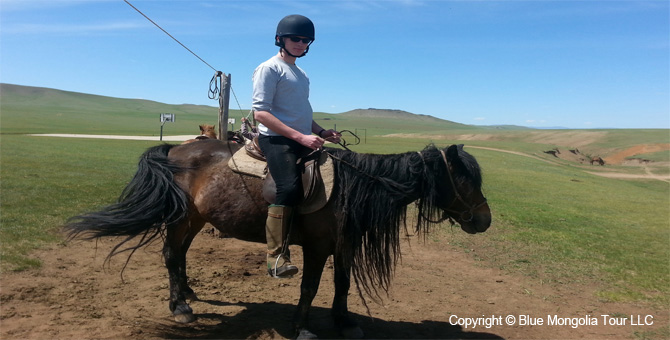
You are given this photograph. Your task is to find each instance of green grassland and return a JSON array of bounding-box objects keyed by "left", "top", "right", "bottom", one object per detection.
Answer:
[{"left": 1, "top": 83, "right": 668, "bottom": 309}]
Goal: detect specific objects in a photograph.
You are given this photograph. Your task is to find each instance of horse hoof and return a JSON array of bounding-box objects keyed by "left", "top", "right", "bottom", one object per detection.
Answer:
[
  {"left": 174, "top": 312, "right": 196, "bottom": 323},
  {"left": 296, "top": 328, "right": 318, "bottom": 340},
  {"left": 341, "top": 326, "right": 364, "bottom": 339}
]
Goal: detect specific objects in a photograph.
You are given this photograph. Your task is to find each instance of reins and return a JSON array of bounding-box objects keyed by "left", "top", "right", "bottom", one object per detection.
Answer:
[
  {"left": 322, "top": 150, "right": 388, "bottom": 182},
  {"left": 321, "top": 149, "right": 417, "bottom": 196}
]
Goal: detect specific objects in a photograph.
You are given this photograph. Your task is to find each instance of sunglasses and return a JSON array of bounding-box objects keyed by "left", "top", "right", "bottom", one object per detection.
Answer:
[{"left": 288, "top": 36, "right": 312, "bottom": 44}]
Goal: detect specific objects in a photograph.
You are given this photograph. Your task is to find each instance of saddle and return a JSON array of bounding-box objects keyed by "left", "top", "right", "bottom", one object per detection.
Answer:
[
  {"left": 244, "top": 136, "right": 266, "bottom": 161},
  {"left": 228, "top": 138, "right": 334, "bottom": 214}
]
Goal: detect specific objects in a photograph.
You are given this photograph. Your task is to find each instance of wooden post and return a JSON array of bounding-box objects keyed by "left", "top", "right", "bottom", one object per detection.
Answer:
[{"left": 218, "top": 73, "right": 231, "bottom": 140}]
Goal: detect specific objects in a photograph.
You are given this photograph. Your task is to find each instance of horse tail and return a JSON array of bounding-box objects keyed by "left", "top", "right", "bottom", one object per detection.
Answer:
[{"left": 64, "top": 144, "right": 189, "bottom": 259}]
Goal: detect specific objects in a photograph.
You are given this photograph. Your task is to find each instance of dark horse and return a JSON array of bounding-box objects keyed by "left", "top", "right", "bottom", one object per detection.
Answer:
[
  {"left": 65, "top": 139, "right": 491, "bottom": 339},
  {"left": 590, "top": 156, "right": 605, "bottom": 166}
]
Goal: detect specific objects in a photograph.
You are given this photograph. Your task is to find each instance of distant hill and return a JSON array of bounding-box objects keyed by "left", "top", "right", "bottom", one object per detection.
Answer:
[
  {"left": 341, "top": 108, "right": 463, "bottom": 124},
  {"left": 0, "top": 83, "right": 218, "bottom": 113},
  {"left": 339, "top": 108, "right": 529, "bottom": 130},
  {"left": 0, "top": 83, "right": 227, "bottom": 135},
  {"left": 479, "top": 124, "right": 534, "bottom": 130},
  {"left": 0, "top": 83, "right": 528, "bottom": 135}
]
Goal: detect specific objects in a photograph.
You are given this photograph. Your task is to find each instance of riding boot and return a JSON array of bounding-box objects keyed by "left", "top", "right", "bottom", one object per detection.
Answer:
[{"left": 266, "top": 205, "right": 299, "bottom": 278}]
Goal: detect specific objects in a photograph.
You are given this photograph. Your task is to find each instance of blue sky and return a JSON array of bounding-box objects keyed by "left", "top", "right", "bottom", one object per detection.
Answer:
[{"left": 1, "top": 0, "right": 668, "bottom": 129}]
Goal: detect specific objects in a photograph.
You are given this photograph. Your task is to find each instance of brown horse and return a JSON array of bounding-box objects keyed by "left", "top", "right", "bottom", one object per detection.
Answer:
[
  {"left": 590, "top": 156, "right": 605, "bottom": 166},
  {"left": 182, "top": 124, "right": 217, "bottom": 144},
  {"left": 65, "top": 140, "right": 491, "bottom": 339}
]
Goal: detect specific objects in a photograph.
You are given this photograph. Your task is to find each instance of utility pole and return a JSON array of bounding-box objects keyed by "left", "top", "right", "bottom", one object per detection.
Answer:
[{"left": 218, "top": 72, "right": 231, "bottom": 140}]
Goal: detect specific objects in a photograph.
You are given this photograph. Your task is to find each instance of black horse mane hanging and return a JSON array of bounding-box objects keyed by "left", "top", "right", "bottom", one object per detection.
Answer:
[{"left": 327, "top": 144, "right": 483, "bottom": 302}]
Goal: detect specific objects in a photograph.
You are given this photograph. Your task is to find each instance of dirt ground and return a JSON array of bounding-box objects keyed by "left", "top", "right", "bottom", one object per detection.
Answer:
[
  {"left": 1, "top": 228, "right": 666, "bottom": 340},
  {"left": 603, "top": 144, "right": 670, "bottom": 165}
]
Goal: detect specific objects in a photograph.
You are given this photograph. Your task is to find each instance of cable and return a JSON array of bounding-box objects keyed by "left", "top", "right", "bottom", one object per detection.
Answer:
[
  {"left": 123, "top": 0, "right": 217, "bottom": 72},
  {"left": 123, "top": 0, "right": 245, "bottom": 113}
]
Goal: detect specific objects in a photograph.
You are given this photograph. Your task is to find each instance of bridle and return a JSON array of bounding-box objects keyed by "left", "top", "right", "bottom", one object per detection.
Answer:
[{"left": 428, "top": 150, "right": 488, "bottom": 224}]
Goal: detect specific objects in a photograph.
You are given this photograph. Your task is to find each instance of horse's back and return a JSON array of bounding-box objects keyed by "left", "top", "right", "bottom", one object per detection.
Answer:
[
  {"left": 168, "top": 139, "right": 239, "bottom": 166},
  {"left": 168, "top": 139, "right": 269, "bottom": 242}
]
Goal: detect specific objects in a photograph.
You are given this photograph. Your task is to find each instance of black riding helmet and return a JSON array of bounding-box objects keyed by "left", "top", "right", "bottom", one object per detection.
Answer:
[{"left": 275, "top": 14, "right": 315, "bottom": 58}]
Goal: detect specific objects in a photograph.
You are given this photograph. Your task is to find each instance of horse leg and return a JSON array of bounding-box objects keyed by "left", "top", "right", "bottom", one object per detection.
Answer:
[
  {"left": 164, "top": 217, "right": 205, "bottom": 323},
  {"left": 332, "top": 255, "right": 364, "bottom": 339},
  {"left": 177, "top": 219, "right": 205, "bottom": 301},
  {"left": 293, "top": 243, "right": 330, "bottom": 339}
]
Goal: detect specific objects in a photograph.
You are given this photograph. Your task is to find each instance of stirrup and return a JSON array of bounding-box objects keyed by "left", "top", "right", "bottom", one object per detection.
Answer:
[{"left": 268, "top": 254, "right": 299, "bottom": 278}]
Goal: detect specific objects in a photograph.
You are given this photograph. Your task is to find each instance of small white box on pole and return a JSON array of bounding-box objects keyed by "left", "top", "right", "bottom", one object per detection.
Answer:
[
  {"left": 159, "top": 113, "right": 176, "bottom": 141},
  {"left": 160, "top": 113, "right": 176, "bottom": 123}
]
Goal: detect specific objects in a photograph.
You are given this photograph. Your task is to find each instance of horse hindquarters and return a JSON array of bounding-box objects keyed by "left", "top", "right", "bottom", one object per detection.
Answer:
[{"left": 64, "top": 143, "right": 198, "bottom": 322}]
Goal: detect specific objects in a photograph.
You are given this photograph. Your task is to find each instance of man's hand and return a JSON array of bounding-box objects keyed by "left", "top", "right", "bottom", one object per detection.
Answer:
[
  {"left": 321, "top": 129, "right": 341, "bottom": 144},
  {"left": 299, "top": 134, "right": 325, "bottom": 150}
]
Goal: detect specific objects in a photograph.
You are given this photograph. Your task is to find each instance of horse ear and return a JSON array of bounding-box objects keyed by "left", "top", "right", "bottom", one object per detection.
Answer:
[
  {"left": 446, "top": 144, "right": 459, "bottom": 162},
  {"left": 446, "top": 144, "right": 466, "bottom": 168}
]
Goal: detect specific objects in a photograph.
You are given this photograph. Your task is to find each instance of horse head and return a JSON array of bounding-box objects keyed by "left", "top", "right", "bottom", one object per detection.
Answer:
[
  {"left": 198, "top": 124, "right": 217, "bottom": 139},
  {"left": 438, "top": 144, "right": 491, "bottom": 234}
]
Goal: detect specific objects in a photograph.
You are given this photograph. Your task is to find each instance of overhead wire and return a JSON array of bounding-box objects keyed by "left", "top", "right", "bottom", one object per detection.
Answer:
[{"left": 123, "top": 0, "right": 244, "bottom": 113}]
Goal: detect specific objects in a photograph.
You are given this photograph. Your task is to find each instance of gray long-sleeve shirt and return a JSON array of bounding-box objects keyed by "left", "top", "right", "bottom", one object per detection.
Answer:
[{"left": 252, "top": 55, "right": 313, "bottom": 136}]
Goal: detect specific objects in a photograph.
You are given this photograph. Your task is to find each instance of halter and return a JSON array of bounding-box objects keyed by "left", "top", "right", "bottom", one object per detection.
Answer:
[{"left": 417, "top": 150, "right": 487, "bottom": 224}]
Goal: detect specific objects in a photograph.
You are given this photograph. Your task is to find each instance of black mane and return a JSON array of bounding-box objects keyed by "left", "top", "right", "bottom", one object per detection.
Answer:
[
  {"left": 453, "top": 144, "right": 483, "bottom": 191},
  {"left": 326, "top": 144, "right": 482, "bottom": 303}
]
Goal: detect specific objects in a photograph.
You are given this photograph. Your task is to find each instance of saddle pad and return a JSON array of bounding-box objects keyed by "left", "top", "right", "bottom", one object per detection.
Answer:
[{"left": 228, "top": 147, "right": 267, "bottom": 179}]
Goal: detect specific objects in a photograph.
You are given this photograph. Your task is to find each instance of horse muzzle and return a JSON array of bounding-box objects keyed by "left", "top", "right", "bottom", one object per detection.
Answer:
[{"left": 454, "top": 200, "right": 491, "bottom": 234}]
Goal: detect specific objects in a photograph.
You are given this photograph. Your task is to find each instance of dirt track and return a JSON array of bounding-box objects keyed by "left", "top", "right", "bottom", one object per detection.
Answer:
[{"left": 1, "top": 228, "right": 665, "bottom": 339}]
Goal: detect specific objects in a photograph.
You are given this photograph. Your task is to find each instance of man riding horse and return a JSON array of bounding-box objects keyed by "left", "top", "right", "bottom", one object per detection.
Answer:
[{"left": 252, "top": 14, "right": 341, "bottom": 278}]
